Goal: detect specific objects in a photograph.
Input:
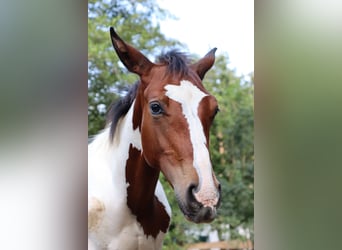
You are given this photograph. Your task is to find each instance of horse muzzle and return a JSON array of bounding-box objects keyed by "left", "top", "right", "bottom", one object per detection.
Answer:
[{"left": 176, "top": 183, "right": 221, "bottom": 223}]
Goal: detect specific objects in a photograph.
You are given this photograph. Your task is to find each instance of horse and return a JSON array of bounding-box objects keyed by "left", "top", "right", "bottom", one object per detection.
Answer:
[{"left": 88, "top": 27, "right": 221, "bottom": 250}]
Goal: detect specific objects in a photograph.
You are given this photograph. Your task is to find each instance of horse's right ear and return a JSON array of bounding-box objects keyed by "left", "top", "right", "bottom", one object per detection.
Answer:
[{"left": 110, "top": 27, "right": 154, "bottom": 76}]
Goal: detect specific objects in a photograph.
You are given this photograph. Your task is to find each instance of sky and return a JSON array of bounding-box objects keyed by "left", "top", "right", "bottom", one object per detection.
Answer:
[{"left": 156, "top": 0, "right": 254, "bottom": 76}]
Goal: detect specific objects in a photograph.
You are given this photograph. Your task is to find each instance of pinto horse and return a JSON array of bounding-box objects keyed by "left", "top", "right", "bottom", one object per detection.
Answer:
[{"left": 88, "top": 27, "right": 221, "bottom": 250}]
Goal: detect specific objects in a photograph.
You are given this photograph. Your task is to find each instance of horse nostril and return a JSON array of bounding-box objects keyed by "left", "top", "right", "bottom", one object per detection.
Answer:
[{"left": 187, "top": 183, "right": 199, "bottom": 203}]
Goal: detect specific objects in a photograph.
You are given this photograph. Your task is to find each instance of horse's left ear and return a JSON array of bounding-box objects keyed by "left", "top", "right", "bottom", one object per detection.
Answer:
[
  {"left": 190, "top": 48, "right": 217, "bottom": 80},
  {"left": 110, "top": 27, "right": 154, "bottom": 76}
]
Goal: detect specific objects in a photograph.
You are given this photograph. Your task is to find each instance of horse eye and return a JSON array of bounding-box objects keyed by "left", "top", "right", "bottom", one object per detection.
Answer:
[{"left": 150, "top": 102, "right": 163, "bottom": 115}]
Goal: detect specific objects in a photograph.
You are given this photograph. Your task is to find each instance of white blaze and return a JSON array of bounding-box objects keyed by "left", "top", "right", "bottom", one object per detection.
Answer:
[{"left": 164, "top": 80, "right": 218, "bottom": 206}]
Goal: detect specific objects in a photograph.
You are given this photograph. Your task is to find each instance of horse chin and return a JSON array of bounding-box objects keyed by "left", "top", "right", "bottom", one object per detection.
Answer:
[{"left": 176, "top": 196, "right": 218, "bottom": 223}]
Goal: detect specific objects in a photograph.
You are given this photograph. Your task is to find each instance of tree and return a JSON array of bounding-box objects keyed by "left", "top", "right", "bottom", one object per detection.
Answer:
[{"left": 206, "top": 56, "right": 254, "bottom": 241}]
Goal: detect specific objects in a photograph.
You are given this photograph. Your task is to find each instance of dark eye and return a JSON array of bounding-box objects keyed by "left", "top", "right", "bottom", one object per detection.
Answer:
[{"left": 150, "top": 102, "right": 163, "bottom": 115}]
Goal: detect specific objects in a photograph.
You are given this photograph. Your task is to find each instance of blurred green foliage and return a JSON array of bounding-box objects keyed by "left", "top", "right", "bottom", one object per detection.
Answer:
[{"left": 88, "top": 0, "right": 254, "bottom": 247}]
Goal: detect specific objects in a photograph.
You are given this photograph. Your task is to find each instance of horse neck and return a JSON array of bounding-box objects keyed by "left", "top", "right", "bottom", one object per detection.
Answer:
[
  {"left": 91, "top": 98, "right": 170, "bottom": 238},
  {"left": 113, "top": 100, "right": 160, "bottom": 213}
]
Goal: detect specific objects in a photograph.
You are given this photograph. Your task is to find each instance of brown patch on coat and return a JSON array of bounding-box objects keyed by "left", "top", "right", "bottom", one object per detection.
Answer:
[{"left": 125, "top": 145, "right": 170, "bottom": 238}]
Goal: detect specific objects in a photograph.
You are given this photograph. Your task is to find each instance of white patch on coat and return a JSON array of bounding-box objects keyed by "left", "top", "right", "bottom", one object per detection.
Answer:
[
  {"left": 88, "top": 101, "right": 170, "bottom": 249},
  {"left": 164, "top": 80, "right": 218, "bottom": 207}
]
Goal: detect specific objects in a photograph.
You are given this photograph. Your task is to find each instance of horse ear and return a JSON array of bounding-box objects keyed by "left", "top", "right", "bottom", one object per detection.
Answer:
[
  {"left": 190, "top": 48, "right": 217, "bottom": 80},
  {"left": 110, "top": 27, "right": 154, "bottom": 76}
]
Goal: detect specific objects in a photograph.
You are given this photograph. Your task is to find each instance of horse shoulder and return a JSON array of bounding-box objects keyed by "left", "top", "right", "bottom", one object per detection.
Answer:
[
  {"left": 88, "top": 131, "right": 170, "bottom": 249},
  {"left": 88, "top": 133, "right": 128, "bottom": 247}
]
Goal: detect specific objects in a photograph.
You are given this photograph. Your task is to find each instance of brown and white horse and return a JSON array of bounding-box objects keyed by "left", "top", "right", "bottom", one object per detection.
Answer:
[{"left": 88, "top": 27, "right": 221, "bottom": 250}]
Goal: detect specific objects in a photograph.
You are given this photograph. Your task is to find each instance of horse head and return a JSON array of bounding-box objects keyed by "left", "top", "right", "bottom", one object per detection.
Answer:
[{"left": 110, "top": 27, "right": 221, "bottom": 223}]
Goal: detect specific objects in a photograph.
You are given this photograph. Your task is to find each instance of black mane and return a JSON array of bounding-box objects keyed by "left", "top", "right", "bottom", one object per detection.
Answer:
[
  {"left": 108, "top": 50, "right": 191, "bottom": 140},
  {"left": 108, "top": 82, "right": 139, "bottom": 140}
]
